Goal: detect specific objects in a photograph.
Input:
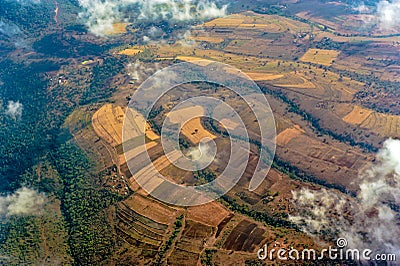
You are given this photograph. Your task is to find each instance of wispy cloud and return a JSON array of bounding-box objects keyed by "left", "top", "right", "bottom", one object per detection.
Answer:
[
  {"left": 0, "top": 187, "right": 47, "bottom": 218},
  {"left": 5, "top": 101, "right": 23, "bottom": 119},
  {"left": 290, "top": 139, "right": 400, "bottom": 258},
  {"left": 78, "top": 0, "right": 227, "bottom": 36},
  {"left": 355, "top": 0, "right": 400, "bottom": 30}
]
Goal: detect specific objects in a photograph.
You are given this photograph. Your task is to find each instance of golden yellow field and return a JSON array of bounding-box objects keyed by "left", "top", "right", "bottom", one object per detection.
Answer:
[
  {"left": 181, "top": 118, "right": 216, "bottom": 144},
  {"left": 92, "top": 104, "right": 159, "bottom": 147},
  {"left": 202, "top": 14, "right": 245, "bottom": 27},
  {"left": 276, "top": 125, "right": 305, "bottom": 146},
  {"left": 104, "top": 22, "right": 130, "bottom": 35},
  {"left": 342, "top": 105, "right": 400, "bottom": 137},
  {"left": 245, "top": 72, "right": 284, "bottom": 81},
  {"left": 117, "top": 48, "right": 142, "bottom": 56},
  {"left": 342, "top": 105, "right": 373, "bottom": 125},
  {"left": 167, "top": 106, "right": 216, "bottom": 144},
  {"left": 189, "top": 36, "right": 225, "bottom": 43},
  {"left": 175, "top": 56, "right": 211, "bottom": 65},
  {"left": 300, "top": 48, "right": 340, "bottom": 66},
  {"left": 92, "top": 104, "right": 125, "bottom": 147}
]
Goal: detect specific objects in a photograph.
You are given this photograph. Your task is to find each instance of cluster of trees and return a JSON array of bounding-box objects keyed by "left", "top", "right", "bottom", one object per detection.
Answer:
[
  {"left": 221, "top": 195, "right": 295, "bottom": 229},
  {"left": 80, "top": 57, "right": 126, "bottom": 104},
  {"left": 260, "top": 85, "right": 377, "bottom": 153},
  {"left": 201, "top": 249, "right": 217, "bottom": 266},
  {"left": 33, "top": 33, "right": 114, "bottom": 59}
]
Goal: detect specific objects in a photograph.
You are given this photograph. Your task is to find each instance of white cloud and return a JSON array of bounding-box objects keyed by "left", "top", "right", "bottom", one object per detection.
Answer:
[
  {"left": 290, "top": 139, "right": 400, "bottom": 258},
  {"left": 5, "top": 101, "right": 23, "bottom": 119},
  {"left": 376, "top": 0, "right": 400, "bottom": 29},
  {"left": 78, "top": 0, "right": 227, "bottom": 36},
  {"left": 355, "top": 0, "right": 400, "bottom": 30},
  {"left": 0, "top": 187, "right": 47, "bottom": 218}
]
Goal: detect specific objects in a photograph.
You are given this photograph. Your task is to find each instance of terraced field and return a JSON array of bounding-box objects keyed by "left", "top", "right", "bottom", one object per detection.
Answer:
[{"left": 342, "top": 105, "right": 400, "bottom": 138}]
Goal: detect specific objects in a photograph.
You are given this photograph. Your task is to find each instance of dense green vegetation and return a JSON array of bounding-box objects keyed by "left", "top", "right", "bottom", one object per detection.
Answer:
[
  {"left": 0, "top": 60, "right": 53, "bottom": 191},
  {"left": 80, "top": 57, "right": 126, "bottom": 104},
  {"left": 51, "top": 142, "right": 119, "bottom": 265},
  {"left": 221, "top": 195, "right": 296, "bottom": 229}
]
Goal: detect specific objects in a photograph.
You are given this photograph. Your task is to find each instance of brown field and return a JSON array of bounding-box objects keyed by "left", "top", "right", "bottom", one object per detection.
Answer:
[
  {"left": 300, "top": 48, "right": 340, "bottom": 66},
  {"left": 120, "top": 141, "right": 158, "bottom": 165},
  {"left": 174, "top": 219, "right": 215, "bottom": 254},
  {"left": 117, "top": 48, "right": 142, "bottom": 56},
  {"left": 360, "top": 113, "right": 400, "bottom": 137},
  {"left": 223, "top": 219, "right": 266, "bottom": 252},
  {"left": 187, "top": 201, "right": 231, "bottom": 227},
  {"left": 123, "top": 193, "right": 179, "bottom": 225},
  {"left": 167, "top": 105, "right": 204, "bottom": 124},
  {"left": 92, "top": 104, "right": 125, "bottom": 147},
  {"left": 274, "top": 73, "right": 316, "bottom": 89},
  {"left": 167, "top": 248, "right": 199, "bottom": 266},
  {"left": 276, "top": 125, "right": 305, "bottom": 146},
  {"left": 129, "top": 150, "right": 184, "bottom": 194}
]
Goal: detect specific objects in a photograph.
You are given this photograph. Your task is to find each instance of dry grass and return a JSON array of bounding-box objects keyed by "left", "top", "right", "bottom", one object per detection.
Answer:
[
  {"left": 175, "top": 56, "right": 212, "bottom": 65},
  {"left": 202, "top": 15, "right": 245, "bottom": 27},
  {"left": 117, "top": 48, "right": 142, "bottom": 56},
  {"left": 245, "top": 72, "right": 284, "bottom": 81},
  {"left": 167, "top": 106, "right": 205, "bottom": 124},
  {"left": 189, "top": 36, "right": 225, "bottom": 43},
  {"left": 276, "top": 125, "right": 304, "bottom": 146},
  {"left": 219, "top": 118, "right": 239, "bottom": 130},
  {"left": 300, "top": 48, "right": 340, "bottom": 66},
  {"left": 275, "top": 73, "right": 316, "bottom": 89}
]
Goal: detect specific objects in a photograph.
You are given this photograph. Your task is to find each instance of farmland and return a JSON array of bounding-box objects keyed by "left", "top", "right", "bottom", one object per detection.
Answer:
[
  {"left": 6, "top": 0, "right": 400, "bottom": 264},
  {"left": 300, "top": 48, "right": 340, "bottom": 66}
]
